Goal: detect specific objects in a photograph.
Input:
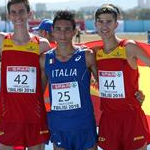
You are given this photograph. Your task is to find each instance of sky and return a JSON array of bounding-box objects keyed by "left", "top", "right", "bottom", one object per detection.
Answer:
[{"left": 1, "top": 0, "right": 137, "bottom": 10}]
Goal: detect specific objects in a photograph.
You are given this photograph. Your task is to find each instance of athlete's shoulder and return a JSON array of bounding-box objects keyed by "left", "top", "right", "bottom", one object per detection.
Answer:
[
  {"left": 0, "top": 32, "right": 9, "bottom": 50},
  {"left": 34, "top": 35, "right": 51, "bottom": 54},
  {"left": 74, "top": 45, "right": 93, "bottom": 53},
  {"left": 0, "top": 32, "right": 10, "bottom": 41},
  {"left": 123, "top": 39, "right": 136, "bottom": 47},
  {"left": 45, "top": 48, "right": 55, "bottom": 55},
  {"left": 122, "top": 40, "right": 141, "bottom": 54}
]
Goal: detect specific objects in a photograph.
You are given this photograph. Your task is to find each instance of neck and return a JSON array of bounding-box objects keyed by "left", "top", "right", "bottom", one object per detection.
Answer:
[
  {"left": 55, "top": 45, "right": 76, "bottom": 62},
  {"left": 103, "top": 36, "right": 121, "bottom": 53},
  {"left": 57, "top": 43, "right": 74, "bottom": 53},
  {"left": 12, "top": 32, "right": 31, "bottom": 45},
  {"left": 56, "top": 47, "right": 75, "bottom": 56}
]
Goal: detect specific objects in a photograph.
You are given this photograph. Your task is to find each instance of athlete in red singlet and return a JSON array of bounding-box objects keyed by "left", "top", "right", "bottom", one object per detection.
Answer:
[
  {"left": 94, "top": 4, "right": 150, "bottom": 150},
  {"left": 0, "top": 0, "right": 51, "bottom": 149}
]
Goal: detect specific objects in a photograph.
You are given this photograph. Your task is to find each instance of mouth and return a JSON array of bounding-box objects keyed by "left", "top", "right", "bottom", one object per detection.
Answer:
[
  {"left": 101, "top": 30, "right": 109, "bottom": 34},
  {"left": 100, "top": 31, "right": 110, "bottom": 38},
  {"left": 14, "top": 20, "right": 23, "bottom": 25}
]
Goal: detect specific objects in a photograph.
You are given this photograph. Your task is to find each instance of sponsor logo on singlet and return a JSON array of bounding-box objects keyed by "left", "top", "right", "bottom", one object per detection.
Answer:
[
  {"left": 75, "top": 55, "right": 81, "bottom": 61},
  {"left": 4, "top": 44, "right": 13, "bottom": 48}
]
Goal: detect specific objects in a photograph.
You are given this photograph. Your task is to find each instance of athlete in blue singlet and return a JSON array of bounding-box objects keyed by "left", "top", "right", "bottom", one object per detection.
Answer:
[{"left": 40, "top": 10, "right": 98, "bottom": 150}]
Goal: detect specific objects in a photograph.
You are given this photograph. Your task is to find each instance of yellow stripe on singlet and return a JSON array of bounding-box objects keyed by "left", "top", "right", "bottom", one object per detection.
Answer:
[
  {"left": 2, "top": 38, "right": 40, "bottom": 55},
  {"left": 96, "top": 46, "right": 127, "bottom": 61}
]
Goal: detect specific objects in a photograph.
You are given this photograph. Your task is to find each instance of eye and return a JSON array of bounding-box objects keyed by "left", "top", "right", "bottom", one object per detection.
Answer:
[
  {"left": 53, "top": 27, "right": 61, "bottom": 32},
  {"left": 10, "top": 10, "right": 17, "bottom": 16},
  {"left": 53, "top": 27, "right": 73, "bottom": 32},
  {"left": 19, "top": 9, "right": 26, "bottom": 15},
  {"left": 96, "top": 19, "right": 103, "bottom": 24},
  {"left": 9, "top": 9, "right": 26, "bottom": 16},
  {"left": 65, "top": 27, "right": 73, "bottom": 32}
]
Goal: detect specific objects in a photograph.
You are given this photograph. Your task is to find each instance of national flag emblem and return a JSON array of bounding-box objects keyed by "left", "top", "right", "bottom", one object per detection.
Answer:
[{"left": 49, "top": 58, "right": 55, "bottom": 64}]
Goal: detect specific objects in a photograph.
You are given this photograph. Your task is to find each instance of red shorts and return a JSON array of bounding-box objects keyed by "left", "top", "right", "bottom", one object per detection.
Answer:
[
  {"left": 98, "top": 108, "right": 150, "bottom": 150},
  {"left": 0, "top": 122, "right": 50, "bottom": 147}
]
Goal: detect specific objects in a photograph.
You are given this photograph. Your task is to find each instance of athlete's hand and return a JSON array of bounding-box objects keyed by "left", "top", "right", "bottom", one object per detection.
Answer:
[
  {"left": 135, "top": 90, "right": 145, "bottom": 105},
  {"left": 81, "top": 44, "right": 88, "bottom": 49}
]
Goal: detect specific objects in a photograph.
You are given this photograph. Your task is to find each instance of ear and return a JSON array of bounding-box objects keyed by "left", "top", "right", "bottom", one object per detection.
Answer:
[
  {"left": 6, "top": 13, "right": 10, "bottom": 20},
  {"left": 115, "top": 21, "right": 118, "bottom": 29},
  {"left": 43, "top": 30, "right": 47, "bottom": 37},
  {"left": 74, "top": 28, "right": 77, "bottom": 36},
  {"left": 28, "top": 11, "right": 33, "bottom": 19},
  {"left": 94, "top": 21, "right": 98, "bottom": 29},
  {"left": 52, "top": 29, "right": 55, "bottom": 37}
]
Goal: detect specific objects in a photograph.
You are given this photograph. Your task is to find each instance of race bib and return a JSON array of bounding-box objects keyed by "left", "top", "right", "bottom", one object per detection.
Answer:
[
  {"left": 7, "top": 66, "right": 36, "bottom": 93},
  {"left": 99, "top": 70, "right": 125, "bottom": 99},
  {"left": 51, "top": 81, "right": 81, "bottom": 111}
]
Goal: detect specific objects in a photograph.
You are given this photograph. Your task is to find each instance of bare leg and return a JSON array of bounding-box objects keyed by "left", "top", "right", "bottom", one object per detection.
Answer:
[
  {"left": 40, "top": 144, "right": 45, "bottom": 150},
  {"left": 28, "top": 144, "right": 43, "bottom": 150},
  {"left": 0, "top": 143, "right": 13, "bottom": 150}
]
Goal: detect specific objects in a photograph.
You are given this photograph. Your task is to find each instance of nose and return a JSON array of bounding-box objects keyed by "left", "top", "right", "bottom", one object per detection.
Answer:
[
  {"left": 15, "top": 13, "right": 22, "bottom": 19},
  {"left": 59, "top": 31, "right": 66, "bottom": 39},
  {"left": 101, "top": 22, "right": 108, "bottom": 27},
  {"left": 59, "top": 30, "right": 66, "bottom": 34},
  {"left": 58, "top": 30, "right": 67, "bottom": 37}
]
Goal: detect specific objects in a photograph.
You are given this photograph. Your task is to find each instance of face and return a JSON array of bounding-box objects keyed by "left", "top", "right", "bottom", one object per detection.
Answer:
[
  {"left": 8, "top": 3, "right": 31, "bottom": 28},
  {"left": 38, "top": 30, "right": 53, "bottom": 42},
  {"left": 95, "top": 13, "right": 118, "bottom": 39},
  {"left": 52, "top": 20, "right": 76, "bottom": 46},
  {"left": 38, "top": 30, "right": 45, "bottom": 37}
]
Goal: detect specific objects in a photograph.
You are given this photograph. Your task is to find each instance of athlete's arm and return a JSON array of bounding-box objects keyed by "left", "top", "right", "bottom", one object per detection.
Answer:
[
  {"left": 40, "top": 53, "right": 48, "bottom": 94},
  {"left": 39, "top": 38, "right": 50, "bottom": 93},
  {"left": 126, "top": 40, "right": 150, "bottom": 68},
  {"left": 125, "top": 40, "right": 147, "bottom": 105},
  {"left": 39, "top": 37, "right": 51, "bottom": 54},
  {"left": 85, "top": 48, "right": 98, "bottom": 82},
  {"left": 0, "top": 33, "right": 6, "bottom": 60}
]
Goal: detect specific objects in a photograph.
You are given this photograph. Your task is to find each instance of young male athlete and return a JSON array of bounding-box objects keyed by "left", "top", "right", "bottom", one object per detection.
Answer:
[
  {"left": 40, "top": 10, "right": 98, "bottom": 150},
  {"left": 0, "top": 0, "right": 50, "bottom": 149},
  {"left": 94, "top": 4, "right": 150, "bottom": 150}
]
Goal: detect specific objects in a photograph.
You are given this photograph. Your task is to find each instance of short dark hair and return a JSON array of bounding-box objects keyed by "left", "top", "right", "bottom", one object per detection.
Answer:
[
  {"left": 7, "top": 0, "right": 30, "bottom": 14},
  {"left": 53, "top": 10, "right": 76, "bottom": 30},
  {"left": 95, "top": 4, "right": 120, "bottom": 22}
]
